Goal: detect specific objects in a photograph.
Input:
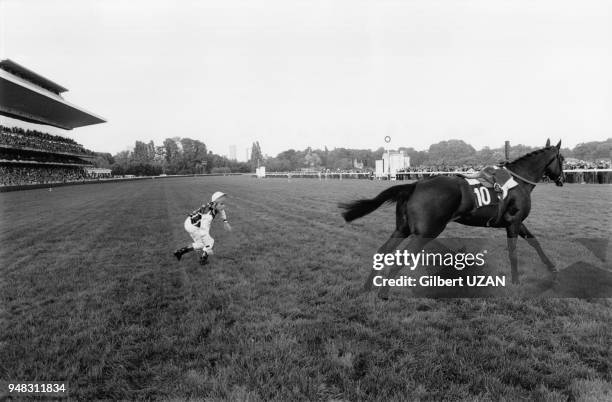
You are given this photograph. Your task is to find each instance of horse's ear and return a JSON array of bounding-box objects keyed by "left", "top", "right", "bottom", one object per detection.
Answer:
[
  {"left": 556, "top": 140, "right": 561, "bottom": 149},
  {"left": 546, "top": 139, "right": 551, "bottom": 147}
]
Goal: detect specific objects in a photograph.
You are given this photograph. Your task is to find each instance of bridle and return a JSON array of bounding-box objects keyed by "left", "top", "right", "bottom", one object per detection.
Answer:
[
  {"left": 504, "top": 147, "right": 564, "bottom": 187},
  {"left": 544, "top": 149, "right": 564, "bottom": 186}
]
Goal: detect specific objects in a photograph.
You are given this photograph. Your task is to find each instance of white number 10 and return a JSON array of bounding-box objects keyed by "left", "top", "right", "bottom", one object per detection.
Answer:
[{"left": 473, "top": 187, "right": 491, "bottom": 207}]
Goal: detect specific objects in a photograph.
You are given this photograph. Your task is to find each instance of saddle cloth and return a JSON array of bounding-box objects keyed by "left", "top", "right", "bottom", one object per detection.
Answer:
[{"left": 464, "top": 177, "right": 518, "bottom": 205}]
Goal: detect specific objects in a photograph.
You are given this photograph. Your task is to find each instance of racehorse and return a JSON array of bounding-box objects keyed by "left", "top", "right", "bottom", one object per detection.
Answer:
[{"left": 340, "top": 140, "right": 565, "bottom": 299}]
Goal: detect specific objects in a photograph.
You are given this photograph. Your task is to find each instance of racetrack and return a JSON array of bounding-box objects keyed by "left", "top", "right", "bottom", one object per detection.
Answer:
[{"left": 1, "top": 176, "right": 610, "bottom": 400}]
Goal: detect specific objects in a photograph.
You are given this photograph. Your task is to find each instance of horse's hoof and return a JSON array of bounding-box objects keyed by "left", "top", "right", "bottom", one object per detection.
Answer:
[
  {"left": 511, "top": 277, "right": 520, "bottom": 285},
  {"left": 377, "top": 292, "right": 389, "bottom": 301}
]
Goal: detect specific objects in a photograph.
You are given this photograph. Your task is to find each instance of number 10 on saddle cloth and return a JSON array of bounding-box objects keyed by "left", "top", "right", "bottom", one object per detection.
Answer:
[{"left": 463, "top": 166, "right": 519, "bottom": 209}]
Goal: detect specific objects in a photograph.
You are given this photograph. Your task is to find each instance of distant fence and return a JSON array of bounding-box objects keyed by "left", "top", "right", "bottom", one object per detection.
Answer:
[
  {"left": 561, "top": 169, "right": 612, "bottom": 184},
  {"left": 261, "top": 172, "right": 373, "bottom": 179},
  {"left": 0, "top": 172, "right": 245, "bottom": 192},
  {"left": 258, "top": 169, "right": 612, "bottom": 184}
]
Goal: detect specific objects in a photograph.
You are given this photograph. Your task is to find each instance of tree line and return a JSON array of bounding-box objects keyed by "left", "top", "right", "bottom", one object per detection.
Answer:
[
  {"left": 91, "top": 138, "right": 251, "bottom": 176},
  {"left": 262, "top": 138, "right": 611, "bottom": 172},
  {"left": 91, "top": 138, "right": 611, "bottom": 174}
]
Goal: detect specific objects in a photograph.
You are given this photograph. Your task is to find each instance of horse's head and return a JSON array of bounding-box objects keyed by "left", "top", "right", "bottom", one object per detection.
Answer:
[{"left": 544, "top": 139, "right": 564, "bottom": 186}]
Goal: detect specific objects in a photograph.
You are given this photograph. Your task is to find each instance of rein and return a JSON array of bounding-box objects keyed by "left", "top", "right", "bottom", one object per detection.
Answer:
[{"left": 503, "top": 167, "right": 538, "bottom": 186}]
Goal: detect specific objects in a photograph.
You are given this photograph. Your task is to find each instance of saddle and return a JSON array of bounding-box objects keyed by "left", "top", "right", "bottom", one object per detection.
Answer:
[{"left": 458, "top": 166, "right": 515, "bottom": 198}]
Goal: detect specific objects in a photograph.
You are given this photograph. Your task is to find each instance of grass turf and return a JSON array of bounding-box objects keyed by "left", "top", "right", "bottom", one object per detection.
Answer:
[{"left": 1, "top": 176, "right": 610, "bottom": 400}]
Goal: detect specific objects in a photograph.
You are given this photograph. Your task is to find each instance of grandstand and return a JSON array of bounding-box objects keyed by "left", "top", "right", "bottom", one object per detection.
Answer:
[{"left": 0, "top": 59, "right": 106, "bottom": 188}]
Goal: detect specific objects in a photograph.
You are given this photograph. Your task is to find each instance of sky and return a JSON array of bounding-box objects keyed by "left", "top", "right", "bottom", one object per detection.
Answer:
[{"left": 1, "top": 0, "right": 610, "bottom": 159}]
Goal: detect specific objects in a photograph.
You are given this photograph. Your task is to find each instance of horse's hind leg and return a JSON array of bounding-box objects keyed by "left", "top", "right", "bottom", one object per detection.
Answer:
[
  {"left": 518, "top": 223, "right": 557, "bottom": 273},
  {"left": 363, "top": 230, "right": 407, "bottom": 291},
  {"left": 377, "top": 235, "right": 433, "bottom": 300},
  {"left": 506, "top": 225, "right": 520, "bottom": 284}
]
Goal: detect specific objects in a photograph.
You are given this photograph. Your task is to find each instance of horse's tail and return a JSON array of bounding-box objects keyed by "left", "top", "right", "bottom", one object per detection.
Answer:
[{"left": 339, "top": 183, "right": 417, "bottom": 222}]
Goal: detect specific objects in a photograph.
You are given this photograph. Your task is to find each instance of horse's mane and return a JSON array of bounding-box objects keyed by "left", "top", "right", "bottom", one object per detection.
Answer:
[{"left": 505, "top": 146, "right": 555, "bottom": 167}]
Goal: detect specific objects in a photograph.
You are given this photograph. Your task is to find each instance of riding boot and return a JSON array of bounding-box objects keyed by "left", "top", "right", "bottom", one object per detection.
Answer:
[
  {"left": 199, "top": 252, "right": 209, "bottom": 265},
  {"left": 174, "top": 246, "right": 194, "bottom": 261}
]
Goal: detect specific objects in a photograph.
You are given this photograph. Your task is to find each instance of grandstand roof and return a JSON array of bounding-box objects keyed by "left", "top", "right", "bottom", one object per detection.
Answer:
[
  {"left": 0, "top": 59, "right": 106, "bottom": 130},
  {"left": 0, "top": 59, "right": 68, "bottom": 94}
]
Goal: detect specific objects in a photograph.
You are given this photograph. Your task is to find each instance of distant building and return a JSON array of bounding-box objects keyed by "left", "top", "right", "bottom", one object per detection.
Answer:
[
  {"left": 229, "top": 145, "right": 236, "bottom": 161},
  {"left": 375, "top": 150, "right": 410, "bottom": 179}
]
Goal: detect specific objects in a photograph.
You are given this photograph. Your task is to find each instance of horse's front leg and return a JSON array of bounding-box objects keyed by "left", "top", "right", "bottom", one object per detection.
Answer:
[
  {"left": 506, "top": 225, "right": 520, "bottom": 284},
  {"left": 363, "top": 230, "right": 407, "bottom": 292},
  {"left": 518, "top": 223, "right": 557, "bottom": 273},
  {"left": 378, "top": 235, "right": 432, "bottom": 300}
]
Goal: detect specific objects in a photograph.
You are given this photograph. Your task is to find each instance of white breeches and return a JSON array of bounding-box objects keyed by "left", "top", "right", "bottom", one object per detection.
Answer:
[{"left": 184, "top": 218, "right": 214, "bottom": 253}]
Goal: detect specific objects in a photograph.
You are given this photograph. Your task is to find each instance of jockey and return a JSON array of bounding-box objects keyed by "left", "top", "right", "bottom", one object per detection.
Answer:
[{"left": 173, "top": 191, "right": 232, "bottom": 265}]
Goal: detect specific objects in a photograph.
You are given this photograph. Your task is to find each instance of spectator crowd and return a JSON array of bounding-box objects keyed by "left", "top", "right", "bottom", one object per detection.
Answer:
[
  {"left": 399, "top": 165, "right": 486, "bottom": 173},
  {"left": 0, "top": 148, "right": 91, "bottom": 165},
  {"left": 0, "top": 165, "right": 86, "bottom": 186},
  {"left": 563, "top": 159, "right": 611, "bottom": 170},
  {"left": 0, "top": 125, "right": 95, "bottom": 155}
]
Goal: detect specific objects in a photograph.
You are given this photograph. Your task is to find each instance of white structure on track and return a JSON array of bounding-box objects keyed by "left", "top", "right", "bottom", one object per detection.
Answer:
[{"left": 375, "top": 150, "right": 410, "bottom": 179}]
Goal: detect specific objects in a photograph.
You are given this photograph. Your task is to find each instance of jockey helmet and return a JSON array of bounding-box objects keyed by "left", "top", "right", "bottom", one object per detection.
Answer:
[{"left": 211, "top": 191, "right": 226, "bottom": 202}]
